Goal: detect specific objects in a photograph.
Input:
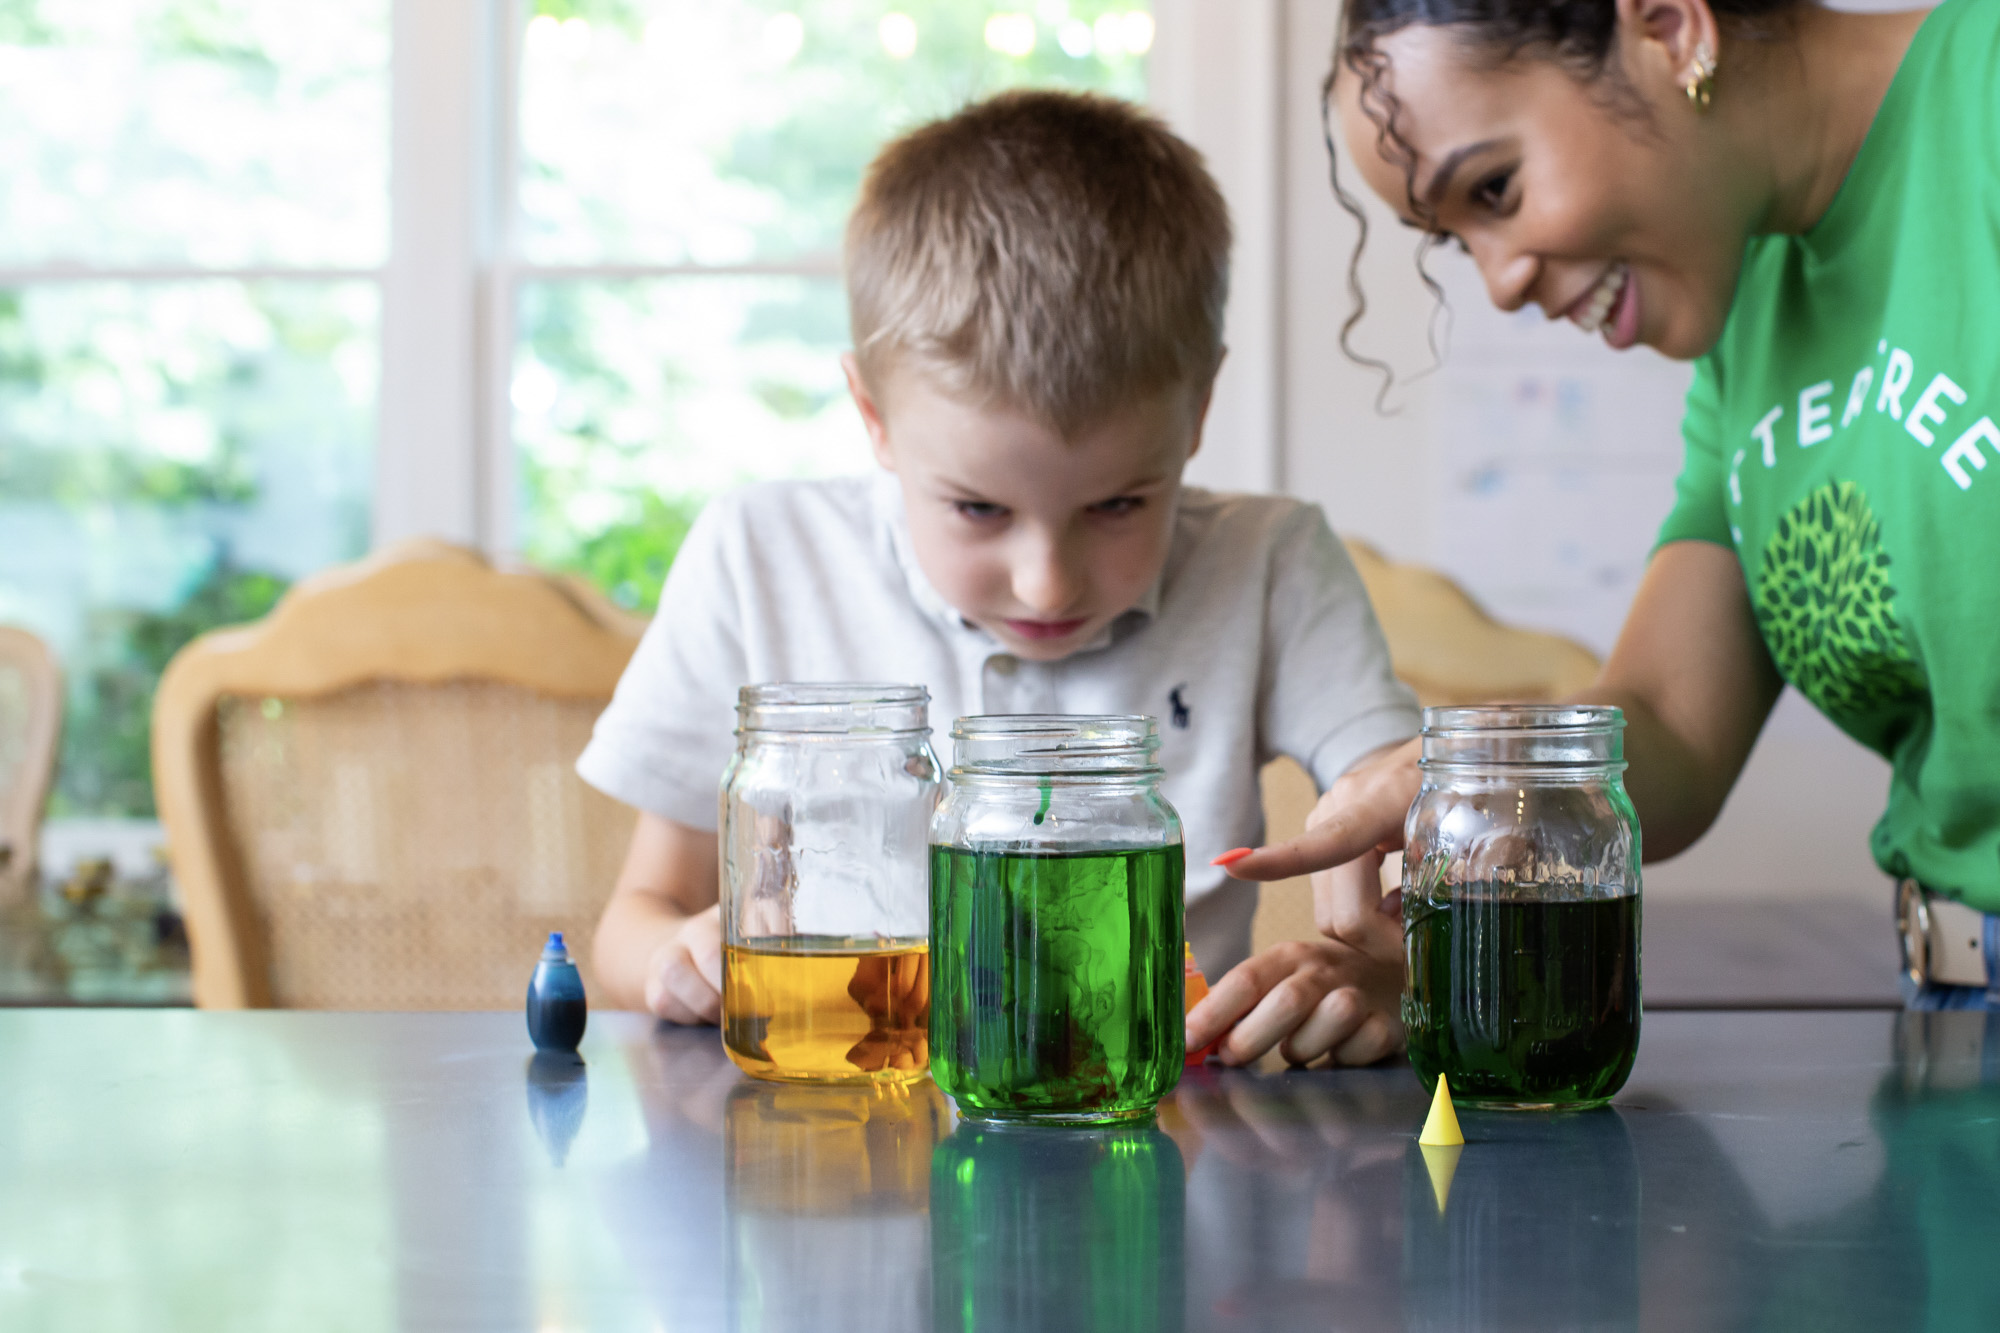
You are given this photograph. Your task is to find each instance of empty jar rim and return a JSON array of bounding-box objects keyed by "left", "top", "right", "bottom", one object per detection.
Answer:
[
  {"left": 950, "top": 714, "right": 1160, "bottom": 775},
  {"left": 736, "top": 682, "right": 930, "bottom": 736},
  {"left": 1421, "top": 704, "right": 1625, "bottom": 768}
]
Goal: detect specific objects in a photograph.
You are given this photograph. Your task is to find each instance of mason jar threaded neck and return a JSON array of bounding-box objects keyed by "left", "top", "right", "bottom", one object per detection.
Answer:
[
  {"left": 1420, "top": 705, "right": 1625, "bottom": 769},
  {"left": 735, "top": 682, "right": 930, "bottom": 736},
  {"left": 948, "top": 714, "right": 1161, "bottom": 777}
]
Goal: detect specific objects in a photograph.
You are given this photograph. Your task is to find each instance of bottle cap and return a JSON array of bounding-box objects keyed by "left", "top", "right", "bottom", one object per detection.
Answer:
[{"left": 543, "top": 931, "right": 570, "bottom": 961}]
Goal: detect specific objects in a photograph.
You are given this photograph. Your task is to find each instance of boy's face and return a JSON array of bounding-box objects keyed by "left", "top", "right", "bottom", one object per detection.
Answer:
[{"left": 845, "top": 358, "right": 1212, "bottom": 663}]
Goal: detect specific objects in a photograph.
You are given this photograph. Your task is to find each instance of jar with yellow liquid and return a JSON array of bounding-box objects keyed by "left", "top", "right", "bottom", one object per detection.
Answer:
[{"left": 720, "top": 684, "right": 939, "bottom": 1083}]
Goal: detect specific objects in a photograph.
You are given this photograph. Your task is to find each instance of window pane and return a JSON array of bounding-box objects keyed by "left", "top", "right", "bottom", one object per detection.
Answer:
[
  {"left": 515, "top": 277, "right": 863, "bottom": 610},
  {"left": 519, "top": 0, "right": 1151, "bottom": 265},
  {"left": 0, "top": 282, "right": 376, "bottom": 817},
  {"left": 0, "top": 1, "right": 388, "bottom": 267}
]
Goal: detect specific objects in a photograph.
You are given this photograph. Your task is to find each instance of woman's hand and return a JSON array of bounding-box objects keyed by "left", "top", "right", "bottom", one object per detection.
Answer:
[
  {"left": 1187, "top": 850, "right": 1406, "bottom": 1067},
  {"left": 1220, "top": 737, "right": 1421, "bottom": 883},
  {"left": 1189, "top": 742, "right": 1419, "bottom": 1065},
  {"left": 642, "top": 902, "right": 724, "bottom": 1025}
]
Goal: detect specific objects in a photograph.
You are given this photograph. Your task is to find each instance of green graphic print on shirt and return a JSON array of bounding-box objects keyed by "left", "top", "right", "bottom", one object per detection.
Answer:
[
  {"left": 1656, "top": 0, "right": 2000, "bottom": 907},
  {"left": 1752, "top": 482, "right": 1928, "bottom": 726}
]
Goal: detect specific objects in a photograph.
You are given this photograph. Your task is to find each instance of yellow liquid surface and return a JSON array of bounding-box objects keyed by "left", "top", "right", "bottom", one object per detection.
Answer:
[{"left": 723, "top": 939, "right": 930, "bottom": 1084}]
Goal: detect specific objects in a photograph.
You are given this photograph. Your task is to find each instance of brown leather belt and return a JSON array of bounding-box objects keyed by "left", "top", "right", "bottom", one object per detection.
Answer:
[{"left": 1897, "top": 879, "right": 1991, "bottom": 989}]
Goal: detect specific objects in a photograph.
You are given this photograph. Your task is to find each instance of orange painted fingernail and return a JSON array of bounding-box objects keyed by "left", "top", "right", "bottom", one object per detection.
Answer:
[{"left": 1211, "top": 847, "right": 1254, "bottom": 867}]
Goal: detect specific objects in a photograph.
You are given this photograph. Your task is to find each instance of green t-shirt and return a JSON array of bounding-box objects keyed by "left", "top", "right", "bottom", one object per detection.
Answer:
[{"left": 1657, "top": 0, "right": 2000, "bottom": 909}]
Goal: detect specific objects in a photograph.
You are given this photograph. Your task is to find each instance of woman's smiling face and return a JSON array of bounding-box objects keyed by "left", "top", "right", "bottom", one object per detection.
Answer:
[{"left": 1334, "top": 22, "right": 1757, "bottom": 360}]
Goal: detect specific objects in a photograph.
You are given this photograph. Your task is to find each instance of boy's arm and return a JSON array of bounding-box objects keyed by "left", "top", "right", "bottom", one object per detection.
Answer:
[{"left": 592, "top": 812, "right": 724, "bottom": 1023}]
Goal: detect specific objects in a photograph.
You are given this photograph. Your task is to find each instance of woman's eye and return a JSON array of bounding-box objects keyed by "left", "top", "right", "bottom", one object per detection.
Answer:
[
  {"left": 1474, "top": 169, "right": 1515, "bottom": 211},
  {"left": 1089, "top": 496, "right": 1144, "bottom": 517},
  {"left": 953, "top": 500, "right": 1006, "bottom": 521}
]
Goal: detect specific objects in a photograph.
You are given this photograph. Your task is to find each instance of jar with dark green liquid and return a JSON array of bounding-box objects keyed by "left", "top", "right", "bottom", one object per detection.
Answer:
[
  {"left": 1402, "top": 706, "right": 1642, "bottom": 1110},
  {"left": 929, "top": 716, "right": 1185, "bottom": 1124}
]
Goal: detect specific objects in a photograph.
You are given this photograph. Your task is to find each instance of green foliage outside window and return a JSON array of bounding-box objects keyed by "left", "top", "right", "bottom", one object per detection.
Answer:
[{"left": 515, "top": 0, "right": 1150, "bottom": 614}]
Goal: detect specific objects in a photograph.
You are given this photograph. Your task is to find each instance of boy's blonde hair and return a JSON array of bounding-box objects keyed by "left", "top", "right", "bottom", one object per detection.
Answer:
[{"left": 846, "top": 89, "right": 1231, "bottom": 435}]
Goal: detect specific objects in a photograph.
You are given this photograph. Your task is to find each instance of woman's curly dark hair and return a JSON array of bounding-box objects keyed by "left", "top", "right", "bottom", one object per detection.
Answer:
[{"left": 1325, "top": 0, "right": 1804, "bottom": 403}]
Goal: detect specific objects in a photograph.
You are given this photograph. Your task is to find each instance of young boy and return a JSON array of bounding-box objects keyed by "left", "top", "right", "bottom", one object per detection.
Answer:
[{"left": 580, "top": 90, "right": 1419, "bottom": 1067}]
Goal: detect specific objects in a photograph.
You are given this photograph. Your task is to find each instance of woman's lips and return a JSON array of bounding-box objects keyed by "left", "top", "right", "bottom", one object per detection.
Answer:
[
  {"left": 1567, "top": 263, "right": 1628, "bottom": 332},
  {"left": 1004, "top": 617, "right": 1089, "bottom": 641},
  {"left": 1603, "top": 266, "right": 1641, "bottom": 350}
]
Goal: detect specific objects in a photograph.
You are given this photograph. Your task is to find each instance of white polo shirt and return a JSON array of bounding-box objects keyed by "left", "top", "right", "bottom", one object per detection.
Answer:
[{"left": 577, "top": 473, "right": 1419, "bottom": 976}]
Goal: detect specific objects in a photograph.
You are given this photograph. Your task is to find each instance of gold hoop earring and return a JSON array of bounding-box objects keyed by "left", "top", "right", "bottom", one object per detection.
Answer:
[{"left": 1684, "top": 41, "right": 1718, "bottom": 110}]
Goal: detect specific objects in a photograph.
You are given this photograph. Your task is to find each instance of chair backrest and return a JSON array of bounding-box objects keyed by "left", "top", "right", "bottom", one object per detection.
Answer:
[
  {"left": 0, "top": 626, "right": 63, "bottom": 903},
  {"left": 1250, "top": 543, "right": 1601, "bottom": 957},
  {"left": 153, "top": 540, "right": 642, "bottom": 1009}
]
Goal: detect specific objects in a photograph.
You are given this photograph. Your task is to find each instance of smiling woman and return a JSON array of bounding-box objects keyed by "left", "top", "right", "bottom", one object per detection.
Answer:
[
  {"left": 1328, "top": 0, "right": 1821, "bottom": 361},
  {"left": 1223, "top": 0, "right": 2000, "bottom": 1019}
]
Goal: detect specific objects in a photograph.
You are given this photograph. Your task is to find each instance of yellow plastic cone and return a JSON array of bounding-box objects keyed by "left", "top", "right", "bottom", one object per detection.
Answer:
[
  {"left": 1418, "top": 1075, "right": 1464, "bottom": 1147},
  {"left": 1420, "top": 1142, "right": 1463, "bottom": 1215}
]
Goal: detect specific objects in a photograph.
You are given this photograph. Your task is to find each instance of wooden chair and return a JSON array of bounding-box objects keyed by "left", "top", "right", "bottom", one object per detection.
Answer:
[
  {"left": 1249, "top": 539, "right": 1602, "bottom": 956},
  {"left": 153, "top": 540, "right": 643, "bottom": 1009},
  {"left": 0, "top": 626, "right": 63, "bottom": 905}
]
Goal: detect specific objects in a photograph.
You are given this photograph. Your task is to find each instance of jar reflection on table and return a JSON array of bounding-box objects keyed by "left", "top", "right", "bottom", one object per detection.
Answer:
[
  {"left": 724, "top": 1078, "right": 952, "bottom": 1333},
  {"left": 928, "top": 715, "right": 1185, "bottom": 1125},
  {"left": 1402, "top": 706, "right": 1642, "bottom": 1110},
  {"left": 1403, "top": 1109, "right": 1639, "bottom": 1330},
  {"left": 720, "top": 684, "right": 940, "bottom": 1084},
  {"left": 930, "top": 1120, "right": 1185, "bottom": 1333}
]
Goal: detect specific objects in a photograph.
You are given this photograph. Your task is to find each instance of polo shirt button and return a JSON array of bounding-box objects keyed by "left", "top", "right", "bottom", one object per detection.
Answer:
[{"left": 989, "top": 655, "right": 1017, "bottom": 677}]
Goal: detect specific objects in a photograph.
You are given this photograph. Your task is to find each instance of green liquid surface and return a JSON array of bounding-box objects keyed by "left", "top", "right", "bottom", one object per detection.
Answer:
[
  {"left": 1404, "top": 886, "right": 1640, "bottom": 1107},
  {"left": 929, "top": 845, "right": 1184, "bottom": 1122}
]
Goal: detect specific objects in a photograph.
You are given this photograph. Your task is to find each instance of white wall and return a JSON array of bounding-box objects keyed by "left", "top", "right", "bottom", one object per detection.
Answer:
[{"left": 1234, "top": 0, "right": 1893, "bottom": 905}]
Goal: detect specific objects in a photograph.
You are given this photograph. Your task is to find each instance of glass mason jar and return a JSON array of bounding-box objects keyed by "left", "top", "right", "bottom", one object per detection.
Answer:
[
  {"left": 720, "top": 683, "right": 940, "bottom": 1085},
  {"left": 929, "top": 715, "right": 1185, "bottom": 1124},
  {"left": 1402, "top": 705, "right": 1642, "bottom": 1110}
]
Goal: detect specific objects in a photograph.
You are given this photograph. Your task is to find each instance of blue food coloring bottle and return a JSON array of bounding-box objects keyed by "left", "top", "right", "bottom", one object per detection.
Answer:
[{"left": 527, "top": 932, "right": 588, "bottom": 1052}]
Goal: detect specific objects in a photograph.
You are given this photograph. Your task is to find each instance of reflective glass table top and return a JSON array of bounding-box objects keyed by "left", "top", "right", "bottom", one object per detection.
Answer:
[{"left": 1, "top": 1008, "right": 1991, "bottom": 1330}]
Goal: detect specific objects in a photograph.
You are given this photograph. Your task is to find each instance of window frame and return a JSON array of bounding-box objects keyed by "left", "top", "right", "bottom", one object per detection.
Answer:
[
  {"left": 380, "top": 0, "right": 1279, "bottom": 564},
  {"left": 0, "top": 1, "right": 1280, "bottom": 558}
]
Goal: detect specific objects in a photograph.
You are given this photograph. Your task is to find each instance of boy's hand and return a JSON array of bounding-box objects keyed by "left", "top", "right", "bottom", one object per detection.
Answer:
[
  {"left": 1186, "top": 852, "right": 1405, "bottom": 1067},
  {"left": 643, "top": 903, "right": 725, "bottom": 1025}
]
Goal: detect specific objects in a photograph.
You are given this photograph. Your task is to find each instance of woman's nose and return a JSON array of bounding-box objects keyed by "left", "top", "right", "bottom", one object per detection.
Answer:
[{"left": 1472, "top": 239, "right": 1539, "bottom": 314}]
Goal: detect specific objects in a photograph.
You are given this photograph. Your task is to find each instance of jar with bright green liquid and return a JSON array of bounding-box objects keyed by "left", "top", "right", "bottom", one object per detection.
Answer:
[{"left": 929, "top": 716, "right": 1185, "bottom": 1124}]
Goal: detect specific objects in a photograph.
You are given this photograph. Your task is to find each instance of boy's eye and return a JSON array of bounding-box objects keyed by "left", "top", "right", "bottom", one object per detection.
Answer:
[
  {"left": 952, "top": 500, "right": 1007, "bottom": 521},
  {"left": 1088, "top": 496, "right": 1144, "bottom": 518}
]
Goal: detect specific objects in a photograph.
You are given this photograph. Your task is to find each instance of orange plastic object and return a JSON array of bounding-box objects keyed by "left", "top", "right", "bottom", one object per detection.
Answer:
[{"left": 1184, "top": 942, "right": 1221, "bottom": 1065}]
